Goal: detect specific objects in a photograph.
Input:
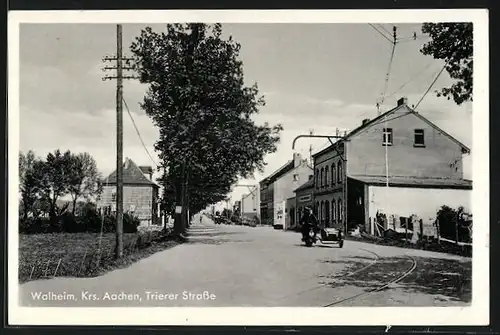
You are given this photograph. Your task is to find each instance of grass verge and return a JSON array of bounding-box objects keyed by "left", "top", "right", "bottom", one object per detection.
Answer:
[{"left": 19, "top": 229, "right": 182, "bottom": 284}]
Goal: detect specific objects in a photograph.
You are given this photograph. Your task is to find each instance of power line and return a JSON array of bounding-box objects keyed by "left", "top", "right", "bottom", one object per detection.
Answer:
[
  {"left": 414, "top": 61, "right": 449, "bottom": 110},
  {"left": 385, "top": 62, "right": 434, "bottom": 99},
  {"left": 368, "top": 23, "right": 393, "bottom": 44},
  {"left": 122, "top": 97, "right": 159, "bottom": 168},
  {"left": 380, "top": 39, "right": 397, "bottom": 105},
  {"left": 377, "top": 24, "right": 392, "bottom": 36}
]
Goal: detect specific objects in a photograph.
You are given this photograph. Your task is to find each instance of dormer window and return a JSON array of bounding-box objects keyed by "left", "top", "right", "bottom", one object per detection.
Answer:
[
  {"left": 382, "top": 128, "right": 393, "bottom": 146},
  {"left": 414, "top": 129, "right": 425, "bottom": 147}
]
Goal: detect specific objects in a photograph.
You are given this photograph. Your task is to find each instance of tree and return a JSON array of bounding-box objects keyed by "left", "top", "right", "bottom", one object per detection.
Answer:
[
  {"left": 131, "top": 24, "right": 282, "bottom": 233},
  {"left": 420, "top": 23, "right": 473, "bottom": 105},
  {"left": 37, "top": 149, "right": 73, "bottom": 220},
  {"left": 19, "top": 150, "right": 42, "bottom": 220},
  {"left": 67, "top": 152, "right": 102, "bottom": 215}
]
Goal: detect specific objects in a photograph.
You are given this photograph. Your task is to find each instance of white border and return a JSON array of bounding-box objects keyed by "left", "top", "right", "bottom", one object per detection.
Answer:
[{"left": 8, "top": 9, "right": 489, "bottom": 326}]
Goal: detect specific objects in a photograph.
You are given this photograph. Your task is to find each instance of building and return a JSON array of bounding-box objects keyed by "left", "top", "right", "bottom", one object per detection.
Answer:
[
  {"left": 259, "top": 163, "right": 290, "bottom": 226},
  {"left": 241, "top": 186, "right": 259, "bottom": 219},
  {"left": 259, "top": 153, "right": 313, "bottom": 229},
  {"left": 312, "top": 97, "right": 472, "bottom": 235},
  {"left": 98, "top": 158, "right": 160, "bottom": 227},
  {"left": 290, "top": 177, "right": 315, "bottom": 229}
]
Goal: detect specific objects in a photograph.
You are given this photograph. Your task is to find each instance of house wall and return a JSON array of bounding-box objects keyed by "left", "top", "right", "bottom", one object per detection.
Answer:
[
  {"left": 347, "top": 106, "right": 466, "bottom": 179},
  {"left": 273, "top": 161, "right": 313, "bottom": 227},
  {"left": 99, "top": 185, "right": 157, "bottom": 225},
  {"left": 285, "top": 197, "right": 297, "bottom": 230},
  {"left": 367, "top": 185, "right": 471, "bottom": 235},
  {"left": 259, "top": 181, "right": 274, "bottom": 225},
  {"left": 313, "top": 144, "right": 346, "bottom": 228}
]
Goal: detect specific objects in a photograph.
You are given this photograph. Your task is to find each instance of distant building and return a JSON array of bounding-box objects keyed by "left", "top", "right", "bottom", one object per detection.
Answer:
[
  {"left": 98, "top": 158, "right": 160, "bottom": 227},
  {"left": 289, "top": 177, "right": 314, "bottom": 229},
  {"left": 312, "top": 97, "right": 472, "bottom": 235},
  {"left": 241, "top": 186, "right": 259, "bottom": 219},
  {"left": 259, "top": 153, "right": 313, "bottom": 229}
]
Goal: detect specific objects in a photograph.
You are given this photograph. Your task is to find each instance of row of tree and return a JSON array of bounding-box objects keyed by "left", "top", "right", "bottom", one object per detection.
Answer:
[
  {"left": 130, "top": 23, "right": 283, "bottom": 234},
  {"left": 19, "top": 149, "right": 102, "bottom": 221}
]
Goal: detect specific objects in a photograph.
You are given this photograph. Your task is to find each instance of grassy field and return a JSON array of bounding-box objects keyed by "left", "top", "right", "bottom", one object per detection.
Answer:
[{"left": 19, "top": 231, "right": 180, "bottom": 283}]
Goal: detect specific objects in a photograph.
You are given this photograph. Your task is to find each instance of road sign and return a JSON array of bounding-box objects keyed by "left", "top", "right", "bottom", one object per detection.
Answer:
[{"left": 175, "top": 206, "right": 182, "bottom": 214}]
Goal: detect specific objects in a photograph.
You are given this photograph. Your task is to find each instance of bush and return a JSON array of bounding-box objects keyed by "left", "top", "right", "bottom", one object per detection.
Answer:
[
  {"left": 436, "top": 205, "right": 470, "bottom": 243},
  {"left": 19, "top": 209, "right": 140, "bottom": 234}
]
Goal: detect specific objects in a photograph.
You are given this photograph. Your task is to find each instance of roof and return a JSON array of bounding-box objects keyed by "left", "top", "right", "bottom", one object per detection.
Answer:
[
  {"left": 312, "top": 103, "right": 471, "bottom": 158},
  {"left": 104, "top": 158, "right": 159, "bottom": 187},
  {"left": 348, "top": 175, "right": 472, "bottom": 190},
  {"left": 294, "top": 178, "right": 314, "bottom": 192},
  {"left": 260, "top": 160, "right": 294, "bottom": 185}
]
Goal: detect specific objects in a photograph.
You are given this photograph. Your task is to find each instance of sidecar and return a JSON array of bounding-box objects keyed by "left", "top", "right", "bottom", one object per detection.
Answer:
[{"left": 318, "top": 227, "right": 344, "bottom": 248}]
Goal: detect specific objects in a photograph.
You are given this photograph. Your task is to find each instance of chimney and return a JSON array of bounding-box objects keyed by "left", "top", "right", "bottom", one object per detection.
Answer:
[
  {"left": 293, "top": 153, "right": 302, "bottom": 167},
  {"left": 362, "top": 118, "right": 370, "bottom": 126},
  {"left": 139, "top": 166, "right": 153, "bottom": 180},
  {"left": 397, "top": 97, "right": 408, "bottom": 106}
]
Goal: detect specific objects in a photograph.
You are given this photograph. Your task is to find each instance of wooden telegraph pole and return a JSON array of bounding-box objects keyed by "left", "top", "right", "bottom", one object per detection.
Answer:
[{"left": 102, "top": 24, "right": 139, "bottom": 259}]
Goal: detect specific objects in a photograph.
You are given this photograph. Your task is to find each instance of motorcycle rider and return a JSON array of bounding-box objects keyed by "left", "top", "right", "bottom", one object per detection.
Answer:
[{"left": 299, "top": 206, "right": 319, "bottom": 242}]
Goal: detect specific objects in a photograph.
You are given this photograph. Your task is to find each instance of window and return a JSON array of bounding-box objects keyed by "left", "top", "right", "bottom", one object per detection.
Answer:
[
  {"left": 337, "top": 161, "right": 343, "bottom": 184},
  {"left": 332, "top": 201, "right": 336, "bottom": 222},
  {"left": 320, "top": 168, "right": 324, "bottom": 188},
  {"left": 315, "top": 169, "right": 319, "bottom": 189},
  {"left": 382, "top": 128, "right": 393, "bottom": 146},
  {"left": 414, "top": 129, "right": 425, "bottom": 147},
  {"left": 324, "top": 165, "right": 329, "bottom": 186},
  {"left": 293, "top": 174, "right": 299, "bottom": 182},
  {"left": 325, "top": 200, "right": 330, "bottom": 227},
  {"left": 320, "top": 201, "right": 324, "bottom": 221},
  {"left": 338, "top": 199, "right": 342, "bottom": 223},
  {"left": 331, "top": 165, "right": 336, "bottom": 185}
]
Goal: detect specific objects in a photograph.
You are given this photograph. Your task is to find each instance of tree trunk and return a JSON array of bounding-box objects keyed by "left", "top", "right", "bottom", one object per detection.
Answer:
[
  {"left": 72, "top": 197, "right": 78, "bottom": 216},
  {"left": 173, "top": 179, "right": 183, "bottom": 236}
]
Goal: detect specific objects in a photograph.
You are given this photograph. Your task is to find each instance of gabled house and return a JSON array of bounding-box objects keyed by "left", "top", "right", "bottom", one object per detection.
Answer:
[
  {"left": 98, "top": 158, "right": 160, "bottom": 227},
  {"left": 312, "top": 97, "right": 472, "bottom": 235}
]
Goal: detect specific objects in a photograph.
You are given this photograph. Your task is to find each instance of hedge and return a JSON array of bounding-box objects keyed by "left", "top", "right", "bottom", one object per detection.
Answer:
[{"left": 19, "top": 208, "right": 140, "bottom": 234}]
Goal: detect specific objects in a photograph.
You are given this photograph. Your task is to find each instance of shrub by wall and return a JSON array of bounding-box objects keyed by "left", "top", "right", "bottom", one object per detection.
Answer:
[{"left": 20, "top": 209, "right": 140, "bottom": 234}]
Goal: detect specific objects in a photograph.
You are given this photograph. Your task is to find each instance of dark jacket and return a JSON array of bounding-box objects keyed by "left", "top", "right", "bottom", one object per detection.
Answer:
[{"left": 299, "top": 211, "right": 318, "bottom": 227}]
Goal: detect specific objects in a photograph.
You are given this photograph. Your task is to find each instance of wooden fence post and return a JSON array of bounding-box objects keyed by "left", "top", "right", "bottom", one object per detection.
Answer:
[
  {"left": 77, "top": 248, "right": 88, "bottom": 276},
  {"left": 29, "top": 263, "right": 36, "bottom": 280},
  {"left": 43, "top": 260, "right": 50, "bottom": 278},
  {"left": 53, "top": 258, "right": 62, "bottom": 277}
]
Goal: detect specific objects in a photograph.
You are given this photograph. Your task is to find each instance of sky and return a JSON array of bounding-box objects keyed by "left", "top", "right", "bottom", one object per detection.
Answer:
[{"left": 18, "top": 23, "right": 472, "bottom": 209}]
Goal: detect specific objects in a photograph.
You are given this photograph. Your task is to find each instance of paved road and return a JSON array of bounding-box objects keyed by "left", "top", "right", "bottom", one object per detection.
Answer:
[{"left": 19, "top": 215, "right": 470, "bottom": 307}]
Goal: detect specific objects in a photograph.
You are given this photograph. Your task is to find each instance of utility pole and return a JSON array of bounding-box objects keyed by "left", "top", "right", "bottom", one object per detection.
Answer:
[
  {"left": 102, "top": 24, "right": 139, "bottom": 259},
  {"left": 308, "top": 129, "right": 314, "bottom": 163}
]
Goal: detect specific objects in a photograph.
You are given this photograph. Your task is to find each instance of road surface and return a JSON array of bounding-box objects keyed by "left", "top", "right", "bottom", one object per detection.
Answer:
[{"left": 19, "top": 215, "right": 471, "bottom": 307}]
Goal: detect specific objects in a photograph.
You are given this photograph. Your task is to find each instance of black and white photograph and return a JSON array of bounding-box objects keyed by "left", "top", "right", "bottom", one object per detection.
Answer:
[{"left": 8, "top": 10, "right": 489, "bottom": 326}]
